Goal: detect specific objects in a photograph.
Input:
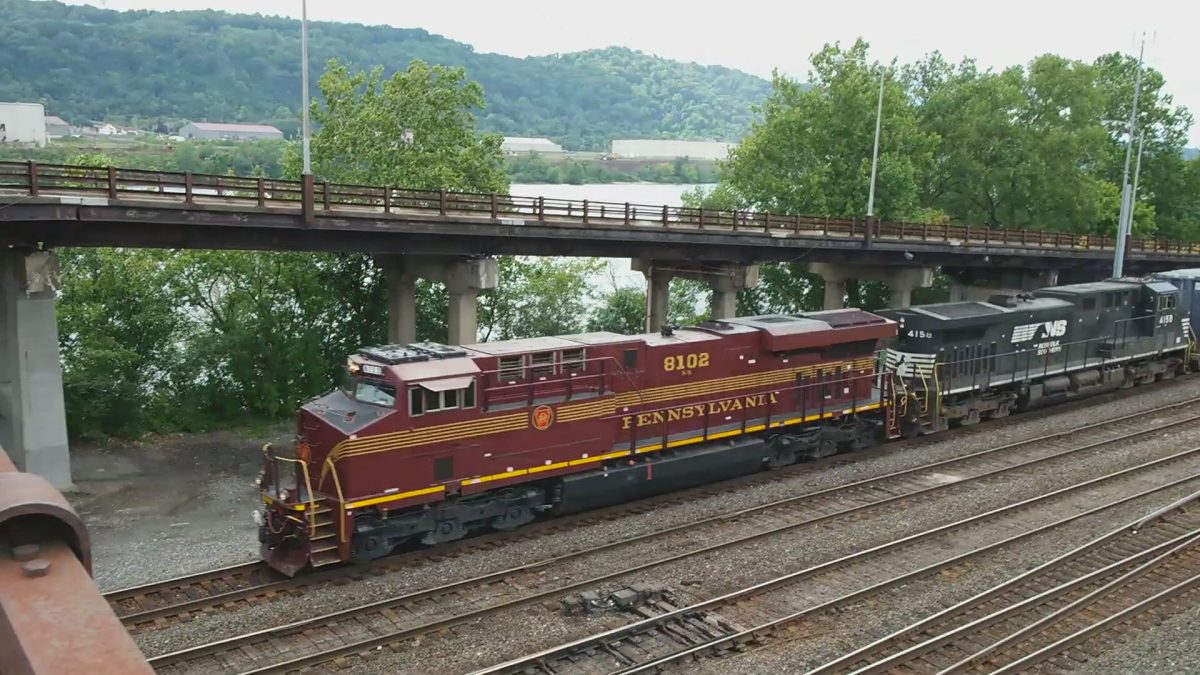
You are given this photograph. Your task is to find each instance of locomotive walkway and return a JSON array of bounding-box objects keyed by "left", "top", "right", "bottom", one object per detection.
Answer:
[{"left": 2, "top": 160, "right": 1200, "bottom": 271}]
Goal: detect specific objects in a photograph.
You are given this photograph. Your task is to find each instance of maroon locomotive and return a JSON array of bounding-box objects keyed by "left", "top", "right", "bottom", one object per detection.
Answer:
[{"left": 257, "top": 310, "right": 899, "bottom": 575}]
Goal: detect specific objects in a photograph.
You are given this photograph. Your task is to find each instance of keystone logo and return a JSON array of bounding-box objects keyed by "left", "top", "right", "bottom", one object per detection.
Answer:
[{"left": 1011, "top": 319, "right": 1067, "bottom": 343}]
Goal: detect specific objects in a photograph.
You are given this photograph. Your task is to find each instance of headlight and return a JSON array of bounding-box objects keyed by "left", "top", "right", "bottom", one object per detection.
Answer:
[{"left": 280, "top": 488, "right": 290, "bottom": 501}]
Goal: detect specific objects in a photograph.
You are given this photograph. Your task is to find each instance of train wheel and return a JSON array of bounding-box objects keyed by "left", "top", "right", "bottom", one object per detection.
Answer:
[
  {"left": 491, "top": 504, "right": 535, "bottom": 531},
  {"left": 420, "top": 518, "right": 466, "bottom": 546}
]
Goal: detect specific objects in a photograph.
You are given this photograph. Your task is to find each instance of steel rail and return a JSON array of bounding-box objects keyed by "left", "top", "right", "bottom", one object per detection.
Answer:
[
  {"left": 475, "top": 449, "right": 1200, "bottom": 675},
  {"left": 115, "top": 395, "right": 1200, "bottom": 631},
  {"left": 945, "top": 532, "right": 1200, "bottom": 672},
  {"left": 148, "top": 405, "right": 1200, "bottom": 671},
  {"left": 223, "top": 447, "right": 1200, "bottom": 674},
  {"left": 807, "top": 490, "right": 1200, "bottom": 675}
]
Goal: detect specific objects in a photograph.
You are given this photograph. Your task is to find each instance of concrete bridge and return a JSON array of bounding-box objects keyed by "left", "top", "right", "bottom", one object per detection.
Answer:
[{"left": 3, "top": 160, "right": 1200, "bottom": 488}]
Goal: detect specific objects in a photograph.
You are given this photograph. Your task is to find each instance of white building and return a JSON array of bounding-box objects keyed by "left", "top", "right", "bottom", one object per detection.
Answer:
[
  {"left": 502, "top": 136, "right": 564, "bottom": 154},
  {"left": 179, "top": 121, "right": 285, "bottom": 141},
  {"left": 0, "top": 102, "right": 48, "bottom": 146},
  {"left": 610, "top": 139, "right": 733, "bottom": 161}
]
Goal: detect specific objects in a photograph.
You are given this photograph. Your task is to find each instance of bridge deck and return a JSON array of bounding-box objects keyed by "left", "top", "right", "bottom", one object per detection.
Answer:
[{"left": 1, "top": 161, "right": 1197, "bottom": 270}]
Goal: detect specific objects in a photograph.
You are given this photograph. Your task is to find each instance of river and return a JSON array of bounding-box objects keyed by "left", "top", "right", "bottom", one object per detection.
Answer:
[{"left": 510, "top": 183, "right": 712, "bottom": 291}]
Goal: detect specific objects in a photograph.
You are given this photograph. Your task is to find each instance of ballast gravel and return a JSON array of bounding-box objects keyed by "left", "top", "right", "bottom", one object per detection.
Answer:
[
  {"left": 340, "top": 453, "right": 1200, "bottom": 674},
  {"left": 86, "top": 377, "right": 1200, "bottom": 670}
]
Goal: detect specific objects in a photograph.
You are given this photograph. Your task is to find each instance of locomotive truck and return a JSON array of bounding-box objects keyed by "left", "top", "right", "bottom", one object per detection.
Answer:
[{"left": 258, "top": 278, "right": 1189, "bottom": 576}]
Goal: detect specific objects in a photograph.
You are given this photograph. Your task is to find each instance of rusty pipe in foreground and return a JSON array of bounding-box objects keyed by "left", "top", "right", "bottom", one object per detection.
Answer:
[{"left": 0, "top": 446, "right": 151, "bottom": 675}]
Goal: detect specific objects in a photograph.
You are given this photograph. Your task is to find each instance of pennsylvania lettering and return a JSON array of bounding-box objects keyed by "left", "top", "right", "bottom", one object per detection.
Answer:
[{"left": 622, "top": 392, "right": 780, "bottom": 429}]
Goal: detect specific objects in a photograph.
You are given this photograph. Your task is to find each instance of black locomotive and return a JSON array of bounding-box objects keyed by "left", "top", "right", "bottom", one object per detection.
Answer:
[{"left": 880, "top": 279, "right": 1190, "bottom": 433}]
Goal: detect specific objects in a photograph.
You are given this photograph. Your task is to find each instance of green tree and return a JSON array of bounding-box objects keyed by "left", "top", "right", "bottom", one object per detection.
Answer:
[
  {"left": 479, "top": 257, "right": 604, "bottom": 340},
  {"left": 723, "top": 40, "right": 934, "bottom": 221},
  {"left": 285, "top": 58, "right": 509, "bottom": 192}
]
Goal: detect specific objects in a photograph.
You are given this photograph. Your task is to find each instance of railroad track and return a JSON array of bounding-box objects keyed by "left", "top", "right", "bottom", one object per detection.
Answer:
[
  {"left": 106, "top": 386, "right": 1200, "bottom": 631},
  {"left": 476, "top": 451, "right": 1200, "bottom": 675},
  {"left": 146, "top": 401, "right": 1200, "bottom": 674},
  {"left": 808, "top": 490, "right": 1200, "bottom": 674}
]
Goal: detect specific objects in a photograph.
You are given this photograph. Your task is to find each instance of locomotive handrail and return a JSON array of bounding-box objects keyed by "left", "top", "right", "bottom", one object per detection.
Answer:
[
  {"left": 322, "top": 456, "right": 348, "bottom": 546},
  {"left": 263, "top": 447, "right": 318, "bottom": 537},
  {"left": 4, "top": 160, "right": 1200, "bottom": 255}
]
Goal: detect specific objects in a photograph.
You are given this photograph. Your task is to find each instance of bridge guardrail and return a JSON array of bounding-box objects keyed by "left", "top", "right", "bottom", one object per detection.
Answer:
[
  {"left": 0, "top": 444, "right": 151, "bottom": 674},
  {"left": 2, "top": 160, "right": 1197, "bottom": 255}
]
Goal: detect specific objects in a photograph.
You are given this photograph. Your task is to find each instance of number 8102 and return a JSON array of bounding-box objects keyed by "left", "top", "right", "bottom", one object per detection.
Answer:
[{"left": 664, "top": 352, "right": 710, "bottom": 372}]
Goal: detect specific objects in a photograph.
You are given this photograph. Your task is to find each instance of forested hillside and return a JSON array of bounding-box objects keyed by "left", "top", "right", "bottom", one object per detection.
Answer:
[{"left": 0, "top": 0, "right": 770, "bottom": 150}]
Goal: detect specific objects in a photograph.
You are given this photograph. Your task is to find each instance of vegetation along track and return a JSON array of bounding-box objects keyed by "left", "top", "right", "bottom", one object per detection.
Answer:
[
  {"left": 146, "top": 398, "right": 1200, "bottom": 674},
  {"left": 104, "top": 383, "right": 1200, "bottom": 630},
  {"left": 477, "top": 451, "right": 1200, "bottom": 675},
  {"left": 809, "top": 490, "right": 1200, "bottom": 674}
]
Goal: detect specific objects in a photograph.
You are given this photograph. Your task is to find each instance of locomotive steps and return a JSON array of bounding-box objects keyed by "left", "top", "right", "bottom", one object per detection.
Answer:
[{"left": 142, "top": 399, "right": 1200, "bottom": 674}]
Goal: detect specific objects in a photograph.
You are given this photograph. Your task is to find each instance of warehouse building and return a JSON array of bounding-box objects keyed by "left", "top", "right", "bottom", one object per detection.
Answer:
[
  {"left": 179, "top": 121, "right": 285, "bottom": 141},
  {"left": 44, "top": 116, "right": 70, "bottom": 139},
  {"left": 501, "top": 136, "right": 564, "bottom": 154},
  {"left": 610, "top": 139, "right": 733, "bottom": 160},
  {"left": 0, "top": 102, "right": 48, "bottom": 146}
]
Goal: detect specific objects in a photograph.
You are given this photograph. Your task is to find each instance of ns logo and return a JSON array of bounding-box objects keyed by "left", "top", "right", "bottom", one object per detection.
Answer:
[{"left": 1011, "top": 319, "right": 1067, "bottom": 343}]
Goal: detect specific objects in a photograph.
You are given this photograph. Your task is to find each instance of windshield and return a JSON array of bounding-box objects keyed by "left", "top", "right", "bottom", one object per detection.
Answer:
[
  {"left": 343, "top": 374, "right": 398, "bottom": 408},
  {"left": 353, "top": 380, "right": 397, "bottom": 407}
]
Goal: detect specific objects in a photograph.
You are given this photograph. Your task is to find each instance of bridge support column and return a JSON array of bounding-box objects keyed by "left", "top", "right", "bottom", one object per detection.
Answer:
[
  {"left": 444, "top": 258, "right": 498, "bottom": 346},
  {"left": 633, "top": 260, "right": 759, "bottom": 330},
  {"left": 706, "top": 264, "right": 758, "bottom": 320},
  {"left": 377, "top": 255, "right": 498, "bottom": 345},
  {"left": 811, "top": 263, "right": 934, "bottom": 310},
  {"left": 0, "top": 251, "right": 71, "bottom": 490},
  {"left": 645, "top": 267, "right": 672, "bottom": 333},
  {"left": 944, "top": 268, "right": 1059, "bottom": 303},
  {"left": 381, "top": 259, "right": 418, "bottom": 345}
]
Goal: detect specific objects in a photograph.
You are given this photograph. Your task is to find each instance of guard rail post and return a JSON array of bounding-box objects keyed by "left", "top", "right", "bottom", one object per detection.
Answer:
[
  {"left": 301, "top": 173, "right": 315, "bottom": 226},
  {"left": 0, "top": 445, "right": 152, "bottom": 674}
]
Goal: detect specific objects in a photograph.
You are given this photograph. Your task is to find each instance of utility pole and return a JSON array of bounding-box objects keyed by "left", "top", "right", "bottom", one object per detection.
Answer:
[
  {"left": 301, "top": 0, "right": 312, "bottom": 176},
  {"left": 1112, "top": 36, "right": 1145, "bottom": 279},
  {"left": 865, "top": 68, "right": 885, "bottom": 248}
]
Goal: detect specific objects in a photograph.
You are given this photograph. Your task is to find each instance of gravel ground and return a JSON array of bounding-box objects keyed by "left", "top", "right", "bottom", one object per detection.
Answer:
[
  {"left": 127, "top": 380, "right": 1200, "bottom": 660},
  {"left": 688, "top": 481, "right": 1200, "bottom": 675},
  {"left": 1075, "top": 590, "right": 1200, "bottom": 674},
  {"left": 322, "top": 425, "right": 1200, "bottom": 673},
  {"left": 71, "top": 426, "right": 292, "bottom": 591}
]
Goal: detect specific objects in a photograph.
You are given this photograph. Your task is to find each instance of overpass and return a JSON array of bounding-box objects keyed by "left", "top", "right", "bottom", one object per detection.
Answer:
[{"left": 3, "top": 160, "right": 1200, "bottom": 487}]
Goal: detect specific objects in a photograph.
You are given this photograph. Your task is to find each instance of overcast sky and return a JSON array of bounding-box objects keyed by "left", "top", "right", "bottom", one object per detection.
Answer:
[{"left": 66, "top": 0, "right": 1200, "bottom": 146}]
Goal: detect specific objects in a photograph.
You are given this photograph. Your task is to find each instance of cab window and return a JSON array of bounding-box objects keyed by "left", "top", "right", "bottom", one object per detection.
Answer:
[{"left": 355, "top": 380, "right": 396, "bottom": 407}]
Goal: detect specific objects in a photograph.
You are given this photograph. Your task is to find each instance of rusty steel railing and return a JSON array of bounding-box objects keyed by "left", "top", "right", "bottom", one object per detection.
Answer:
[
  {"left": 2, "top": 159, "right": 1200, "bottom": 256},
  {"left": 0, "top": 446, "right": 151, "bottom": 674}
]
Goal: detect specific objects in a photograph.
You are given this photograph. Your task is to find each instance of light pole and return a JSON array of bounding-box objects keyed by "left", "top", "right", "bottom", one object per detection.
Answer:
[
  {"left": 301, "top": 0, "right": 312, "bottom": 176},
  {"left": 1112, "top": 36, "right": 1145, "bottom": 279},
  {"left": 866, "top": 68, "right": 885, "bottom": 220},
  {"left": 864, "top": 68, "right": 885, "bottom": 249}
]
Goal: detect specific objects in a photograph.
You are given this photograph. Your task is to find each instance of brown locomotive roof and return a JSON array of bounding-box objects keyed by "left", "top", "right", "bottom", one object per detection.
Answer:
[
  {"left": 558, "top": 331, "right": 641, "bottom": 346},
  {"left": 462, "top": 336, "right": 582, "bottom": 355},
  {"left": 643, "top": 328, "right": 723, "bottom": 346},
  {"left": 726, "top": 309, "right": 895, "bottom": 352},
  {"left": 391, "top": 356, "right": 481, "bottom": 382}
]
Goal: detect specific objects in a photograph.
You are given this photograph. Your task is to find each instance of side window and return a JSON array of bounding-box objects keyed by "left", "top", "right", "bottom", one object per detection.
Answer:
[
  {"left": 1082, "top": 297, "right": 1096, "bottom": 310},
  {"left": 416, "top": 381, "right": 476, "bottom": 414},
  {"left": 1103, "top": 293, "right": 1113, "bottom": 308},
  {"left": 498, "top": 356, "right": 524, "bottom": 381},
  {"left": 623, "top": 349, "right": 639, "bottom": 369},
  {"left": 409, "top": 387, "right": 424, "bottom": 416},
  {"left": 530, "top": 351, "right": 555, "bottom": 378},
  {"left": 561, "top": 348, "right": 585, "bottom": 373}
]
